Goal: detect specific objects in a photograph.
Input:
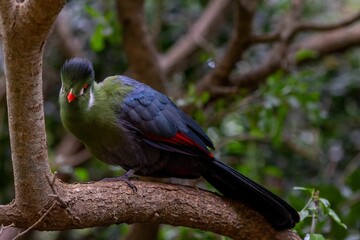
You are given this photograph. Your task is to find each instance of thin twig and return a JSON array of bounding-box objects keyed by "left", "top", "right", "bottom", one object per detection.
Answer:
[
  {"left": 296, "top": 11, "right": 360, "bottom": 32},
  {"left": 338, "top": 151, "right": 360, "bottom": 185},
  {"left": 45, "top": 173, "right": 80, "bottom": 222},
  {"left": 10, "top": 174, "right": 66, "bottom": 240},
  {"left": 12, "top": 202, "right": 56, "bottom": 240},
  {"left": 45, "top": 173, "right": 68, "bottom": 208},
  {"left": 251, "top": 10, "right": 360, "bottom": 45},
  {"left": 0, "top": 223, "right": 15, "bottom": 235},
  {"left": 310, "top": 190, "right": 320, "bottom": 234},
  {"left": 250, "top": 33, "right": 280, "bottom": 43}
]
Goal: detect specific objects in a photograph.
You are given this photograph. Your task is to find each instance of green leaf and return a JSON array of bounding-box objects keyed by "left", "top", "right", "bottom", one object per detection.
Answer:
[
  {"left": 199, "top": 91, "right": 210, "bottom": 104},
  {"left": 90, "top": 26, "right": 105, "bottom": 52},
  {"left": 299, "top": 209, "right": 310, "bottom": 221},
  {"left": 264, "top": 165, "right": 283, "bottom": 178},
  {"left": 74, "top": 168, "right": 90, "bottom": 182},
  {"left": 225, "top": 141, "right": 244, "bottom": 155},
  {"left": 295, "top": 49, "right": 319, "bottom": 62},
  {"left": 294, "top": 186, "right": 314, "bottom": 195},
  {"left": 194, "top": 109, "right": 206, "bottom": 125},
  {"left": 305, "top": 233, "right": 326, "bottom": 240},
  {"left": 328, "top": 209, "right": 347, "bottom": 229},
  {"left": 319, "top": 197, "right": 331, "bottom": 208},
  {"left": 84, "top": 5, "right": 102, "bottom": 18}
]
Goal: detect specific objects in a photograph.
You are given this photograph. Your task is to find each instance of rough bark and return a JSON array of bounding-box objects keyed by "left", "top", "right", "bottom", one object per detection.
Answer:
[
  {"left": 0, "top": 179, "right": 300, "bottom": 240},
  {"left": 0, "top": 0, "right": 65, "bottom": 215}
]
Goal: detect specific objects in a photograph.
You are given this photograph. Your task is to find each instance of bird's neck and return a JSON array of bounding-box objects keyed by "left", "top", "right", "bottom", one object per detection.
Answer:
[{"left": 60, "top": 85, "right": 95, "bottom": 138}]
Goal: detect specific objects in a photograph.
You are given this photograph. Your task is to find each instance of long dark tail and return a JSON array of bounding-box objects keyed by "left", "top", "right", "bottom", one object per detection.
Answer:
[{"left": 201, "top": 159, "right": 299, "bottom": 230}]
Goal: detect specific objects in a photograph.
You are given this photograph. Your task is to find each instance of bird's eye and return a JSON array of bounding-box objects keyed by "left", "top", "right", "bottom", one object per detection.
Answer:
[{"left": 79, "top": 84, "right": 89, "bottom": 96}]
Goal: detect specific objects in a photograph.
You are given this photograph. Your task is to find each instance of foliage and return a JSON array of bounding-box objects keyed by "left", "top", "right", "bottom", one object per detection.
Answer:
[
  {"left": 294, "top": 187, "right": 347, "bottom": 239},
  {"left": 84, "top": 3, "right": 121, "bottom": 52}
]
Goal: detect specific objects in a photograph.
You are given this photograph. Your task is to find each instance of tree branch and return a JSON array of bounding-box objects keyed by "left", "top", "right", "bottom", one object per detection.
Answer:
[
  {"left": 0, "top": 179, "right": 300, "bottom": 240},
  {"left": 196, "top": 1, "right": 257, "bottom": 94},
  {"left": 159, "top": 0, "right": 232, "bottom": 76},
  {"left": 232, "top": 22, "right": 360, "bottom": 90},
  {"left": 116, "top": 0, "right": 165, "bottom": 92},
  {"left": 0, "top": 0, "right": 65, "bottom": 214},
  {"left": 230, "top": 44, "right": 287, "bottom": 89},
  {"left": 295, "top": 11, "right": 360, "bottom": 32},
  {"left": 250, "top": 8, "right": 360, "bottom": 44},
  {"left": 292, "top": 23, "right": 360, "bottom": 57},
  {"left": 0, "top": 0, "right": 16, "bottom": 32},
  {"left": 250, "top": 33, "right": 281, "bottom": 44}
]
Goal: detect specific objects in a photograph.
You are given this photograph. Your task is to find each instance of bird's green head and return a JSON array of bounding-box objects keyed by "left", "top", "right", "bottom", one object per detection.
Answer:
[{"left": 60, "top": 58, "right": 95, "bottom": 103}]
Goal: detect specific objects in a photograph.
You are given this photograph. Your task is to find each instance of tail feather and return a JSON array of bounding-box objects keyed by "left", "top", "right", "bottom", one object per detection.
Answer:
[{"left": 201, "top": 159, "right": 299, "bottom": 230}]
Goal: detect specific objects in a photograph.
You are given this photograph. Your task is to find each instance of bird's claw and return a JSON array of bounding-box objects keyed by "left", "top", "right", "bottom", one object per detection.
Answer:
[{"left": 101, "top": 168, "right": 139, "bottom": 193}]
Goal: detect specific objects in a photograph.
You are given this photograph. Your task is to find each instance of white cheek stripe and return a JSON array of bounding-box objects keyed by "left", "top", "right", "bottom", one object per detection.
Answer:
[{"left": 88, "top": 89, "right": 95, "bottom": 110}]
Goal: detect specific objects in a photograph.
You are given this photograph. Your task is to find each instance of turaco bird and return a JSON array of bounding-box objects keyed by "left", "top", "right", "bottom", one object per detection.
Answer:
[{"left": 59, "top": 58, "right": 299, "bottom": 230}]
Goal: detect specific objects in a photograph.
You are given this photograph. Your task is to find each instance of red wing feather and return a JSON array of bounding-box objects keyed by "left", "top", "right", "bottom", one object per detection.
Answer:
[{"left": 145, "top": 132, "right": 214, "bottom": 158}]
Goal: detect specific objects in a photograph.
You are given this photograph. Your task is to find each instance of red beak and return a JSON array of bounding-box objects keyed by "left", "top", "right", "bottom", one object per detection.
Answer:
[{"left": 67, "top": 91, "right": 76, "bottom": 103}]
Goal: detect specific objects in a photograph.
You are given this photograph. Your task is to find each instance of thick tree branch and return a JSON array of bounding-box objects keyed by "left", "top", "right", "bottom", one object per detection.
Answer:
[
  {"left": 295, "top": 11, "right": 360, "bottom": 32},
  {"left": 0, "top": 1, "right": 16, "bottom": 31},
  {"left": 231, "top": 0, "right": 298, "bottom": 89},
  {"left": 229, "top": 0, "right": 297, "bottom": 90},
  {"left": 17, "top": 0, "right": 64, "bottom": 44},
  {"left": 292, "top": 23, "right": 360, "bottom": 57},
  {"left": 116, "top": 0, "right": 165, "bottom": 92},
  {"left": 0, "top": 179, "right": 300, "bottom": 240},
  {"left": 251, "top": 10, "right": 360, "bottom": 44},
  {"left": 159, "top": 0, "right": 232, "bottom": 76},
  {"left": 0, "top": 0, "right": 65, "bottom": 214},
  {"left": 231, "top": 44, "right": 286, "bottom": 89},
  {"left": 196, "top": 1, "right": 257, "bottom": 94},
  {"left": 231, "top": 6, "right": 360, "bottom": 90},
  {"left": 232, "top": 23, "right": 360, "bottom": 89}
]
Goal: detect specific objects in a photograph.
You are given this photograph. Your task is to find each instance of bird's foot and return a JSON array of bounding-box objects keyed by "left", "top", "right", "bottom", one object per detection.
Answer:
[{"left": 101, "top": 168, "right": 139, "bottom": 192}]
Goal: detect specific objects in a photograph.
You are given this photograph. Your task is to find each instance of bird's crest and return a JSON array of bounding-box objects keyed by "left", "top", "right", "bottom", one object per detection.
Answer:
[{"left": 61, "top": 58, "right": 94, "bottom": 83}]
